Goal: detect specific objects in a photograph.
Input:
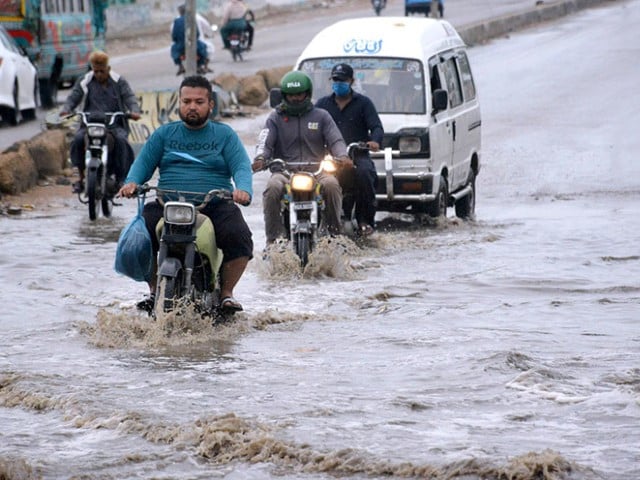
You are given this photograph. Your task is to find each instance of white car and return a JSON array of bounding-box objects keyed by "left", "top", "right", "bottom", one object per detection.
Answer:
[{"left": 0, "top": 25, "right": 38, "bottom": 126}]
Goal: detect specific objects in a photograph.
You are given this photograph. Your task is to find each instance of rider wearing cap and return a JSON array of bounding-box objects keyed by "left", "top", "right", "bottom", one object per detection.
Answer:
[{"left": 316, "top": 63, "right": 384, "bottom": 236}]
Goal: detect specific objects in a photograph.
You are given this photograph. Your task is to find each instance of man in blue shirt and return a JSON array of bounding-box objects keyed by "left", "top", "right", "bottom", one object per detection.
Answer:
[
  {"left": 118, "top": 75, "right": 253, "bottom": 313},
  {"left": 315, "top": 63, "right": 384, "bottom": 236}
]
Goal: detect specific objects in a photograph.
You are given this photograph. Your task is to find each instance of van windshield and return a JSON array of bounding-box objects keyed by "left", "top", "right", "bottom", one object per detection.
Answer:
[{"left": 299, "top": 57, "right": 426, "bottom": 114}]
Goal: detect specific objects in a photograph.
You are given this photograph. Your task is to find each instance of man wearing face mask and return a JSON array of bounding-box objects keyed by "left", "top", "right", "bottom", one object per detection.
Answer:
[{"left": 315, "top": 63, "right": 384, "bottom": 236}]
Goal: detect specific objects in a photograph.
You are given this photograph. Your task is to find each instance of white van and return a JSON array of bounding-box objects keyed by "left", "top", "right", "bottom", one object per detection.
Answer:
[{"left": 295, "top": 17, "right": 481, "bottom": 219}]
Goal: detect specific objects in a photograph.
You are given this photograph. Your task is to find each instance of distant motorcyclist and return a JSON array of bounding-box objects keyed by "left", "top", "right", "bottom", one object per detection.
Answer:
[
  {"left": 60, "top": 50, "right": 141, "bottom": 194},
  {"left": 316, "top": 63, "right": 384, "bottom": 236},
  {"left": 220, "top": 0, "right": 254, "bottom": 50},
  {"left": 252, "top": 71, "right": 351, "bottom": 246},
  {"left": 171, "top": 3, "right": 209, "bottom": 74}
]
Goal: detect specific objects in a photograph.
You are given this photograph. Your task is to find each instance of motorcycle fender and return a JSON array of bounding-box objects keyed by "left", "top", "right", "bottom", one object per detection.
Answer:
[
  {"left": 195, "top": 214, "right": 223, "bottom": 287},
  {"left": 86, "top": 155, "right": 102, "bottom": 171},
  {"left": 292, "top": 221, "right": 312, "bottom": 235},
  {"left": 158, "top": 257, "right": 182, "bottom": 279}
]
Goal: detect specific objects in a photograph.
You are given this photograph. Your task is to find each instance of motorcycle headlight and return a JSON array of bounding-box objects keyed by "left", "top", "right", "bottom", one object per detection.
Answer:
[
  {"left": 290, "top": 173, "right": 314, "bottom": 192},
  {"left": 398, "top": 136, "right": 422, "bottom": 153},
  {"left": 87, "top": 125, "right": 106, "bottom": 137},
  {"left": 320, "top": 158, "right": 338, "bottom": 174},
  {"left": 164, "top": 202, "right": 195, "bottom": 225}
]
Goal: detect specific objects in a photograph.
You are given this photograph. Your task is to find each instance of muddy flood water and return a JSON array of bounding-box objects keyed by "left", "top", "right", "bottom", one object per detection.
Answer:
[{"left": 1, "top": 3, "right": 639, "bottom": 479}]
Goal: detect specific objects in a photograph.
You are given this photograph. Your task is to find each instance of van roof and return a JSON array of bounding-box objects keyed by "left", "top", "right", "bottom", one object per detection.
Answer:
[{"left": 296, "top": 17, "right": 465, "bottom": 63}]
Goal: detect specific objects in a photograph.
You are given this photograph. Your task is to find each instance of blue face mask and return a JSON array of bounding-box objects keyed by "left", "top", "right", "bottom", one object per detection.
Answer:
[{"left": 332, "top": 81, "right": 351, "bottom": 97}]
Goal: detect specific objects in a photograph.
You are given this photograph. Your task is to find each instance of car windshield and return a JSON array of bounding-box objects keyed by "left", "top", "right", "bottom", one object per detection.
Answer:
[{"left": 299, "top": 57, "right": 426, "bottom": 114}]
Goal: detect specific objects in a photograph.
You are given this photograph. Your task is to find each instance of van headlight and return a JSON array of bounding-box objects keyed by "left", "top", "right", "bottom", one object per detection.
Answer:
[
  {"left": 290, "top": 173, "right": 314, "bottom": 192},
  {"left": 164, "top": 202, "right": 195, "bottom": 224},
  {"left": 398, "top": 136, "right": 422, "bottom": 153}
]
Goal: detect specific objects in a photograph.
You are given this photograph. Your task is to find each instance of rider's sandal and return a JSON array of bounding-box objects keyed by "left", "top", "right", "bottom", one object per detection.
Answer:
[
  {"left": 136, "top": 294, "right": 155, "bottom": 314},
  {"left": 220, "top": 296, "right": 243, "bottom": 313}
]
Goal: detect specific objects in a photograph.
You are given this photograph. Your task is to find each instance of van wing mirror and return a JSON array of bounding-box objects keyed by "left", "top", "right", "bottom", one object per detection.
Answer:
[
  {"left": 432, "top": 89, "right": 448, "bottom": 113},
  {"left": 269, "top": 88, "right": 282, "bottom": 108}
]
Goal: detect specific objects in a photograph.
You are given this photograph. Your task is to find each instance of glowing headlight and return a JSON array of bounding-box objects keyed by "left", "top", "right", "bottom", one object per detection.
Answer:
[
  {"left": 164, "top": 202, "right": 195, "bottom": 224},
  {"left": 398, "top": 136, "right": 422, "bottom": 153},
  {"left": 290, "top": 173, "right": 314, "bottom": 192},
  {"left": 87, "top": 125, "right": 106, "bottom": 137},
  {"left": 320, "top": 158, "right": 338, "bottom": 174}
]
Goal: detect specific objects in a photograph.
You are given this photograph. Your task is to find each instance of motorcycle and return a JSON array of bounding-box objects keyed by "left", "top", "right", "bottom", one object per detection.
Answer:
[
  {"left": 372, "top": 0, "right": 385, "bottom": 16},
  {"left": 226, "top": 11, "right": 254, "bottom": 62},
  {"left": 136, "top": 185, "right": 231, "bottom": 320},
  {"left": 69, "top": 111, "right": 133, "bottom": 221},
  {"left": 267, "top": 156, "right": 338, "bottom": 267}
]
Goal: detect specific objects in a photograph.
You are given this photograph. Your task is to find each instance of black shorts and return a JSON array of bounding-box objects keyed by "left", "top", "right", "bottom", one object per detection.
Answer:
[{"left": 142, "top": 199, "right": 253, "bottom": 262}]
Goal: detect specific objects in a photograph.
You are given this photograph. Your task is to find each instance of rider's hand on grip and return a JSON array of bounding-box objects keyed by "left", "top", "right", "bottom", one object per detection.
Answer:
[
  {"left": 252, "top": 157, "right": 265, "bottom": 172},
  {"left": 233, "top": 189, "right": 251, "bottom": 206}
]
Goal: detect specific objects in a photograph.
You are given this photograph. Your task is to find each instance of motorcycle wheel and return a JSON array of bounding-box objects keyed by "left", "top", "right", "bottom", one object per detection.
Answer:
[
  {"left": 87, "top": 169, "right": 98, "bottom": 221},
  {"left": 157, "top": 275, "right": 178, "bottom": 313},
  {"left": 294, "top": 233, "right": 311, "bottom": 267}
]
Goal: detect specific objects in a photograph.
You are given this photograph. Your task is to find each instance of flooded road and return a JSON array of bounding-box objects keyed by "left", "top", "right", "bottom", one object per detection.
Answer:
[{"left": 2, "top": 2, "right": 639, "bottom": 479}]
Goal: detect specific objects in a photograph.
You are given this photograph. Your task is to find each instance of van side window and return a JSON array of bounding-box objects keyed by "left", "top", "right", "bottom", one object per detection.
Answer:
[
  {"left": 457, "top": 52, "right": 476, "bottom": 101},
  {"left": 442, "top": 57, "right": 463, "bottom": 108}
]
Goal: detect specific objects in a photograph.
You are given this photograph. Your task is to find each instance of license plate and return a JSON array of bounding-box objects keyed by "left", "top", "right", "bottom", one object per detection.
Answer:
[{"left": 293, "top": 201, "right": 314, "bottom": 210}]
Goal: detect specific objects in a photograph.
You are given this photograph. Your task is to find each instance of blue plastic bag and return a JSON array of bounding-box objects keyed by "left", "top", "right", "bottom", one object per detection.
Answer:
[{"left": 114, "top": 195, "right": 153, "bottom": 282}]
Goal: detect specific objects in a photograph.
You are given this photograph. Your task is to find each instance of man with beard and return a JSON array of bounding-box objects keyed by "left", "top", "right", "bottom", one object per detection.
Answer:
[{"left": 118, "top": 75, "right": 253, "bottom": 314}]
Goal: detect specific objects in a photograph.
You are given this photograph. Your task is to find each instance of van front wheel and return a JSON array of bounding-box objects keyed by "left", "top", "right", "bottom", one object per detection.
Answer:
[{"left": 427, "top": 179, "right": 448, "bottom": 218}]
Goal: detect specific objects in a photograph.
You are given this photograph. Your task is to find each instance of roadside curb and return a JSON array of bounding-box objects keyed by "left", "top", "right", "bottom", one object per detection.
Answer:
[{"left": 458, "top": 0, "right": 617, "bottom": 45}]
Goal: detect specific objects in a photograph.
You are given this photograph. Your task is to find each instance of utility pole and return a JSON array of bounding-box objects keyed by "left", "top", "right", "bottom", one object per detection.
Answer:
[
  {"left": 430, "top": 0, "right": 440, "bottom": 18},
  {"left": 184, "top": 0, "right": 197, "bottom": 75}
]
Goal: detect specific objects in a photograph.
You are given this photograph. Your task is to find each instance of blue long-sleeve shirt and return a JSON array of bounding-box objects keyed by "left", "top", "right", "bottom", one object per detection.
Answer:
[{"left": 126, "top": 120, "right": 253, "bottom": 199}]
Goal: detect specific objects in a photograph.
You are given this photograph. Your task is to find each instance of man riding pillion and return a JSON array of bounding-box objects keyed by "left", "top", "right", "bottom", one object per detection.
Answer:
[
  {"left": 220, "top": 0, "right": 253, "bottom": 50},
  {"left": 171, "top": 4, "right": 210, "bottom": 75},
  {"left": 315, "top": 63, "right": 384, "bottom": 236},
  {"left": 118, "top": 75, "right": 253, "bottom": 314},
  {"left": 61, "top": 50, "right": 141, "bottom": 194},
  {"left": 252, "top": 71, "right": 351, "bottom": 246}
]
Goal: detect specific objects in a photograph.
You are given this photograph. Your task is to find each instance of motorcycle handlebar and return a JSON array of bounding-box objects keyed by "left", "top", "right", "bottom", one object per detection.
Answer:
[
  {"left": 135, "top": 185, "right": 233, "bottom": 208},
  {"left": 62, "top": 111, "right": 135, "bottom": 126}
]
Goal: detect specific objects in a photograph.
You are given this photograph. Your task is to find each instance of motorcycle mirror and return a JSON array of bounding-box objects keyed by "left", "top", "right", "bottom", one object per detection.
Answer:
[{"left": 269, "top": 88, "right": 282, "bottom": 108}]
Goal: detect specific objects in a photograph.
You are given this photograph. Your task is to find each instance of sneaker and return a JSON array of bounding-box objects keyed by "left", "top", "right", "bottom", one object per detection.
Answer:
[
  {"left": 136, "top": 294, "right": 155, "bottom": 314},
  {"left": 72, "top": 180, "right": 84, "bottom": 194},
  {"left": 176, "top": 65, "right": 185, "bottom": 76}
]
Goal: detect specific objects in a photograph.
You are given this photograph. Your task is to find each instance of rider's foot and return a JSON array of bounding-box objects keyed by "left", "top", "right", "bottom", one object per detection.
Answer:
[
  {"left": 176, "top": 65, "right": 185, "bottom": 75},
  {"left": 359, "top": 223, "right": 375, "bottom": 236},
  {"left": 136, "top": 294, "right": 155, "bottom": 314},
  {"left": 106, "top": 176, "right": 119, "bottom": 195},
  {"left": 72, "top": 180, "right": 84, "bottom": 194}
]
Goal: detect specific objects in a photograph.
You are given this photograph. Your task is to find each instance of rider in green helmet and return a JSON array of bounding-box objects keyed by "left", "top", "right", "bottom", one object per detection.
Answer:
[
  {"left": 278, "top": 70, "right": 314, "bottom": 116},
  {"left": 252, "top": 70, "right": 352, "bottom": 246}
]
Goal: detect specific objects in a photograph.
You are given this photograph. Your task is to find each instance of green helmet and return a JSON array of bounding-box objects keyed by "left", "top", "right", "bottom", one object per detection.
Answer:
[{"left": 280, "top": 71, "right": 313, "bottom": 98}]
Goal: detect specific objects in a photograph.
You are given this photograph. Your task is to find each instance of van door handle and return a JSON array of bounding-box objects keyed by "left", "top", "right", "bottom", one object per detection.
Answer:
[{"left": 452, "top": 120, "right": 456, "bottom": 141}]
